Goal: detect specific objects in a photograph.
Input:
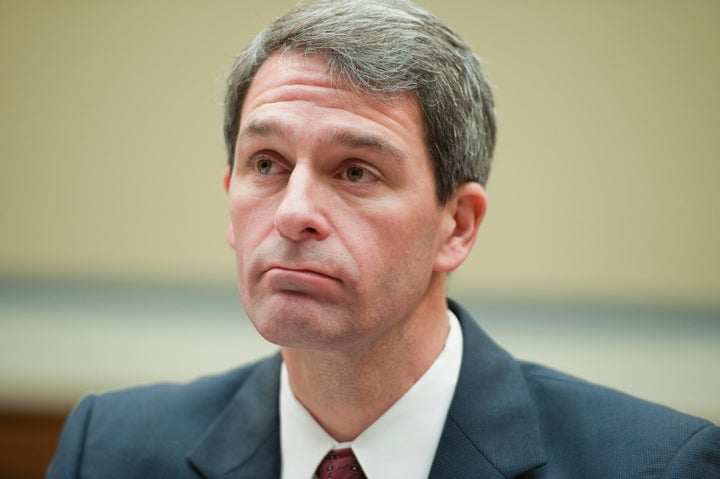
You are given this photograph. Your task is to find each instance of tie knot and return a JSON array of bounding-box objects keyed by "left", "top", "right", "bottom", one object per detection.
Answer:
[{"left": 316, "top": 448, "right": 367, "bottom": 479}]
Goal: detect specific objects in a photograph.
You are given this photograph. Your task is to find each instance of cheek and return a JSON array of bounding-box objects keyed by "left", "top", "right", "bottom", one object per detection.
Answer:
[
  {"left": 229, "top": 198, "right": 273, "bottom": 263},
  {"left": 351, "top": 211, "right": 441, "bottom": 282}
]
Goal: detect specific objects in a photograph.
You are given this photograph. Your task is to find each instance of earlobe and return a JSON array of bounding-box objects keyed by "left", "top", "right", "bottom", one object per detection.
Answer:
[{"left": 434, "top": 182, "right": 487, "bottom": 273}]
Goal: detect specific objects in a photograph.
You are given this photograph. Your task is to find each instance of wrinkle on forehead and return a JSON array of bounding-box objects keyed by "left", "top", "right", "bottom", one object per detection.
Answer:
[
  {"left": 236, "top": 116, "right": 406, "bottom": 165},
  {"left": 236, "top": 51, "right": 429, "bottom": 171},
  {"left": 241, "top": 52, "right": 418, "bottom": 120}
]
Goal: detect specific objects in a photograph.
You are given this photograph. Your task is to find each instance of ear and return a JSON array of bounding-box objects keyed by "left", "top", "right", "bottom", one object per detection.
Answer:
[
  {"left": 223, "top": 165, "right": 231, "bottom": 192},
  {"left": 434, "top": 182, "right": 487, "bottom": 273},
  {"left": 223, "top": 165, "right": 236, "bottom": 250}
]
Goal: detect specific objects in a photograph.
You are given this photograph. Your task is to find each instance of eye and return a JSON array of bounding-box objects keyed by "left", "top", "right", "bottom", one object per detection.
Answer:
[
  {"left": 341, "top": 164, "right": 378, "bottom": 184},
  {"left": 248, "top": 154, "right": 285, "bottom": 176},
  {"left": 256, "top": 157, "right": 274, "bottom": 174},
  {"left": 346, "top": 166, "right": 365, "bottom": 182}
]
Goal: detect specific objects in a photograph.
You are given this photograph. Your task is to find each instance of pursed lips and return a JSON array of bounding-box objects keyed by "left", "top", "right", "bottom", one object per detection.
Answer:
[{"left": 263, "top": 264, "right": 342, "bottom": 283}]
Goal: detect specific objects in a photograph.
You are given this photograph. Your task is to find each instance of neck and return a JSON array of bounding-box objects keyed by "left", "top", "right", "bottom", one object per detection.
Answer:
[{"left": 281, "top": 286, "right": 450, "bottom": 442}]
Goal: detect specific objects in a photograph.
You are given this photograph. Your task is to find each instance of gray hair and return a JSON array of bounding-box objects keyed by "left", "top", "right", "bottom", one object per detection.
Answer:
[{"left": 224, "top": 0, "right": 496, "bottom": 203}]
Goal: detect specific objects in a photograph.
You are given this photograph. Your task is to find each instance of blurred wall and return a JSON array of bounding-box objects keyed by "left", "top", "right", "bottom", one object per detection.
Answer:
[
  {"left": 1, "top": 1, "right": 719, "bottom": 308},
  {"left": 1, "top": 4, "right": 718, "bottom": 475}
]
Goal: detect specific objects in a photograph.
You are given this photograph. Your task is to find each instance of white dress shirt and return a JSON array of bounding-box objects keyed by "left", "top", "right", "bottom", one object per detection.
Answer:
[{"left": 280, "top": 311, "right": 463, "bottom": 479}]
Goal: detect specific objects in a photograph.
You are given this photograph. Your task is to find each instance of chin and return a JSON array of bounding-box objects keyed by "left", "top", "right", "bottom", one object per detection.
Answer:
[{"left": 247, "top": 297, "right": 343, "bottom": 347}]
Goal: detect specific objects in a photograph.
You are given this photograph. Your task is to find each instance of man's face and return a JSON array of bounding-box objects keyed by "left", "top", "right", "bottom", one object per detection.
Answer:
[{"left": 226, "top": 52, "right": 454, "bottom": 351}]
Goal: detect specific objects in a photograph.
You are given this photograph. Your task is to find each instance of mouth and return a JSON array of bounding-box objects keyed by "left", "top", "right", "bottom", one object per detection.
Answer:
[
  {"left": 262, "top": 264, "right": 343, "bottom": 289},
  {"left": 269, "top": 266, "right": 337, "bottom": 280}
]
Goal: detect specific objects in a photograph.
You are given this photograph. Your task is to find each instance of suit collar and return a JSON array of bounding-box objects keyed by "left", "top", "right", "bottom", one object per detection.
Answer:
[
  {"left": 186, "top": 300, "right": 546, "bottom": 478},
  {"left": 430, "top": 300, "right": 546, "bottom": 478},
  {"left": 187, "top": 354, "right": 283, "bottom": 479}
]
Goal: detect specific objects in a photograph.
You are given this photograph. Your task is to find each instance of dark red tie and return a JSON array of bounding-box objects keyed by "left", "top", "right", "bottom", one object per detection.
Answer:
[{"left": 316, "top": 448, "right": 367, "bottom": 479}]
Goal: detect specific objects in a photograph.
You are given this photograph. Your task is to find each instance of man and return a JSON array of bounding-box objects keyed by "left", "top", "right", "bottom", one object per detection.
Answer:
[{"left": 48, "top": 1, "right": 719, "bottom": 478}]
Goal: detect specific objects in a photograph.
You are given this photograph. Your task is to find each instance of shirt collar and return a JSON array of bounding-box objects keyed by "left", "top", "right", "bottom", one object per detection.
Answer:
[{"left": 280, "top": 310, "right": 463, "bottom": 479}]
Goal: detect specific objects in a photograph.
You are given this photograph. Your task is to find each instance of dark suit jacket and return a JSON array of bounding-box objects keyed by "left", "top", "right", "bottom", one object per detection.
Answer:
[{"left": 47, "top": 300, "right": 720, "bottom": 478}]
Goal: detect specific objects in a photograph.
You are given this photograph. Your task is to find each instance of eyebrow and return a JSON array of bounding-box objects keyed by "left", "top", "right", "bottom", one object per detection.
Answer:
[
  {"left": 236, "top": 118, "right": 405, "bottom": 163},
  {"left": 237, "top": 118, "right": 290, "bottom": 143}
]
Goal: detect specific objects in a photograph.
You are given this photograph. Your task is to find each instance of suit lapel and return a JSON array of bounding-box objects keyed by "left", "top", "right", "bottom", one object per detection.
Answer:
[
  {"left": 187, "top": 354, "right": 282, "bottom": 479},
  {"left": 186, "top": 301, "right": 546, "bottom": 478},
  {"left": 430, "top": 300, "right": 547, "bottom": 478}
]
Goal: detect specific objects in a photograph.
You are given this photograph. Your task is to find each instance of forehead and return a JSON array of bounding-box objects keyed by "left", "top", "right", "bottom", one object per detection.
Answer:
[{"left": 239, "top": 52, "right": 426, "bottom": 143}]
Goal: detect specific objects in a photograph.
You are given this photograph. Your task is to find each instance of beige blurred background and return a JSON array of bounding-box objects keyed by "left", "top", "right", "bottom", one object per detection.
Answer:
[
  {"left": 0, "top": 2, "right": 718, "bottom": 472},
  {"left": 2, "top": 1, "right": 719, "bottom": 304}
]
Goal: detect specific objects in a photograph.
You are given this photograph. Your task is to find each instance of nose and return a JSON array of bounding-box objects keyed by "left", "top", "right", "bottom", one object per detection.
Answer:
[{"left": 274, "top": 167, "right": 330, "bottom": 241}]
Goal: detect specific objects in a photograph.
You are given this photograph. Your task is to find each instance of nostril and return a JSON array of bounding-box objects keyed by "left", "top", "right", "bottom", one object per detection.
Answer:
[{"left": 303, "top": 227, "right": 318, "bottom": 234}]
